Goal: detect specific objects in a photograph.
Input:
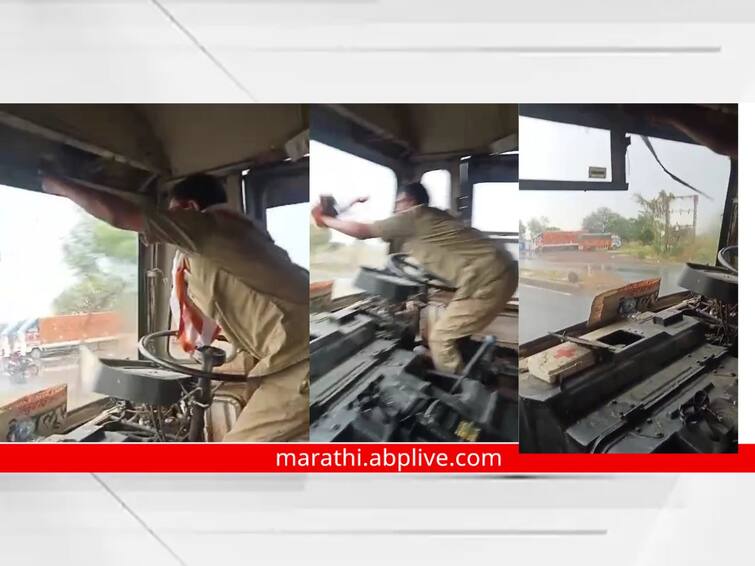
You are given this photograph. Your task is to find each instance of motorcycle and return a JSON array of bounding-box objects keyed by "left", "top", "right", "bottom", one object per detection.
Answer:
[{"left": 3, "top": 353, "right": 40, "bottom": 384}]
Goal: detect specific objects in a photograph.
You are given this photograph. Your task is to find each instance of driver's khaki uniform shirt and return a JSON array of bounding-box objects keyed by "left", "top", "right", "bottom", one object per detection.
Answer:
[
  {"left": 372, "top": 205, "right": 512, "bottom": 298},
  {"left": 372, "top": 205, "right": 516, "bottom": 372},
  {"left": 142, "top": 206, "right": 309, "bottom": 441}
]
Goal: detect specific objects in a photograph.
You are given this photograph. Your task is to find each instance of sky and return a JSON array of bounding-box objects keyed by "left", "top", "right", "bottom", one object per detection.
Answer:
[
  {"left": 266, "top": 201, "right": 310, "bottom": 268},
  {"left": 519, "top": 117, "right": 732, "bottom": 235},
  {"left": 0, "top": 186, "right": 80, "bottom": 323}
]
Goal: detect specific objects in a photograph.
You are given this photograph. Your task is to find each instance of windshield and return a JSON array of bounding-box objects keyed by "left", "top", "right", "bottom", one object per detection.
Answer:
[
  {"left": 0, "top": 184, "right": 139, "bottom": 412},
  {"left": 519, "top": 124, "right": 731, "bottom": 343}
]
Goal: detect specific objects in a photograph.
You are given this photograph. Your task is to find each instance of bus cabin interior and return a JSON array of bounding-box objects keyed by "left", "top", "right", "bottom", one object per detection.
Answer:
[
  {"left": 0, "top": 103, "right": 309, "bottom": 442},
  {"left": 517, "top": 104, "right": 738, "bottom": 454},
  {"left": 309, "top": 104, "right": 520, "bottom": 442}
]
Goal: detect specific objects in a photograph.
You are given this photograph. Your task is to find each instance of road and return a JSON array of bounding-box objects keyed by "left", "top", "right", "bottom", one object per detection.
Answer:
[
  {"left": 519, "top": 252, "right": 687, "bottom": 344},
  {"left": 0, "top": 357, "right": 103, "bottom": 410},
  {"left": 518, "top": 283, "right": 595, "bottom": 343}
]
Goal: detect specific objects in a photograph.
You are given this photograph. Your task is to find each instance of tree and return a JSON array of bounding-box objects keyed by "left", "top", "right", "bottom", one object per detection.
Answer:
[
  {"left": 53, "top": 213, "right": 138, "bottom": 315},
  {"left": 582, "top": 207, "right": 634, "bottom": 241},
  {"left": 526, "top": 216, "right": 559, "bottom": 237},
  {"left": 53, "top": 273, "right": 130, "bottom": 314},
  {"left": 630, "top": 214, "right": 655, "bottom": 245},
  {"left": 583, "top": 207, "right": 619, "bottom": 234},
  {"left": 635, "top": 192, "right": 673, "bottom": 253}
]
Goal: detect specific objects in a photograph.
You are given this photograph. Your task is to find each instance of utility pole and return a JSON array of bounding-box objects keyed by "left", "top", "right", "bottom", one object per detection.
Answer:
[
  {"left": 692, "top": 194, "right": 698, "bottom": 243},
  {"left": 663, "top": 193, "right": 671, "bottom": 254}
]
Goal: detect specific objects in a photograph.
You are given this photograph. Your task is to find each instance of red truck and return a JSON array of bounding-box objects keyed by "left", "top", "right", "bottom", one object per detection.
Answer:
[
  {"left": 534, "top": 231, "right": 620, "bottom": 252},
  {"left": 18, "top": 312, "right": 123, "bottom": 360}
]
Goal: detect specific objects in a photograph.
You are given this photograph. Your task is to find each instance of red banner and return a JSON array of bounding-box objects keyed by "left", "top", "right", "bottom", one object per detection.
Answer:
[{"left": 1, "top": 443, "right": 754, "bottom": 473}]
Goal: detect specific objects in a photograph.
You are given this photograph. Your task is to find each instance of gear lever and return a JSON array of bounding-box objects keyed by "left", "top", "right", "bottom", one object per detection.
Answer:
[{"left": 188, "top": 346, "right": 227, "bottom": 442}]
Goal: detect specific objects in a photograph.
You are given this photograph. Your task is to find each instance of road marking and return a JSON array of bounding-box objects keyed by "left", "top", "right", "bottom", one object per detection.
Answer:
[{"left": 519, "top": 284, "right": 575, "bottom": 297}]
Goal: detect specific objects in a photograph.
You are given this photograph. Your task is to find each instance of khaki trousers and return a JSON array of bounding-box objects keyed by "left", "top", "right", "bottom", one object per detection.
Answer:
[
  {"left": 428, "top": 267, "right": 518, "bottom": 373},
  {"left": 223, "top": 358, "right": 309, "bottom": 442}
]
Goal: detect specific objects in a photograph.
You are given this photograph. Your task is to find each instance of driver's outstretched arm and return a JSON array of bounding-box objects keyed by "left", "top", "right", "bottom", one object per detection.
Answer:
[
  {"left": 319, "top": 215, "right": 377, "bottom": 240},
  {"left": 42, "top": 176, "right": 145, "bottom": 232}
]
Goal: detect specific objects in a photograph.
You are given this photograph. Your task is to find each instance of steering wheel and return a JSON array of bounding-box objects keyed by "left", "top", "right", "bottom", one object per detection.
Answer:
[
  {"left": 717, "top": 245, "right": 738, "bottom": 274},
  {"left": 137, "top": 330, "right": 248, "bottom": 383},
  {"left": 387, "top": 253, "right": 456, "bottom": 292}
]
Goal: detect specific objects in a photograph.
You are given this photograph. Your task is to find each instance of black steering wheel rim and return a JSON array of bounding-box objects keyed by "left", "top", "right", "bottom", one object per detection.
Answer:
[
  {"left": 386, "top": 253, "right": 456, "bottom": 292},
  {"left": 717, "top": 245, "right": 738, "bottom": 274},
  {"left": 138, "top": 330, "right": 248, "bottom": 383}
]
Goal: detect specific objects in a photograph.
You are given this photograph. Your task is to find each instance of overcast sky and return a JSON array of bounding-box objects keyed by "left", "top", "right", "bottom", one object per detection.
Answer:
[
  {"left": 519, "top": 117, "right": 732, "bottom": 234},
  {"left": 0, "top": 186, "right": 79, "bottom": 323}
]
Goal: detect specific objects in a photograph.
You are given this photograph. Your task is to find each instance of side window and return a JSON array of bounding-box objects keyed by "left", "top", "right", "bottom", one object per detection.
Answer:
[
  {"left": 471, "top": 182, "right": 519, "bottom": 234},
  {"left": 310, "top": 140, "right": 396, "bottom": 298},
  {"left": 242, "top": 164, "right": 309, "bottom": 270},
  {"left": 0, "top": 184, "right": 138, "bottom": 410},
  {"left": 266, "top": 202, "right": 310, "bottom": 269},
  {"left": 471, "top": 181, "right": 520, "bottom": 264},
  {"left": 421, "top": 169, "right": 451, "bottom": 210}
]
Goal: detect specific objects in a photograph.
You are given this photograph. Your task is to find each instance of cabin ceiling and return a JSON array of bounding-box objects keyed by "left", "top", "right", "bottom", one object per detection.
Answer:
[
  {"left": 330, "top": 104, "right": 519, "bottom": 159},
  {"left": 0, "top": 104, "right": 308, "bottom": 195}
]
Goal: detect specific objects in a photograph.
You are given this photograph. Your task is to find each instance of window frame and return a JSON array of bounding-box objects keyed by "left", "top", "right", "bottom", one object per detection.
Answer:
[
  {"left": 243, "top": 157, "right": 310, "bottom": 226},
  {"left": 519, "top": 106, "right": 630, "bottom": 192},
  {"left": 460, "top": 153, "right": 519, "bottom": 245}
]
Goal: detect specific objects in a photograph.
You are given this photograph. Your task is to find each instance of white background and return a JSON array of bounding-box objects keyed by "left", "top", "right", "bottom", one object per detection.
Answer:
[{"left": 1, "top": 2, "right": 753, "bottom": 564}]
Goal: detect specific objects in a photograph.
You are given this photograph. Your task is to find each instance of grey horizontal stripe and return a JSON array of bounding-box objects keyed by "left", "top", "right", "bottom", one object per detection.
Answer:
[
  {"left": 162, "top": 528, "right": 608, "bottom": 536},
  {"left": 245, "top": 46, "right": 721, "bottom": 54}
]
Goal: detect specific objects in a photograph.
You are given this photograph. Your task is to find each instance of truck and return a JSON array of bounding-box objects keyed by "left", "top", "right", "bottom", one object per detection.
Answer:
[
  {"left": 533, "top": 231, "right": 621, "bottom": 252},
  {"left": 577, "top": 232, "right": 613, "bottom": 251},
  {"left": 533, "top": 230, "right": 582, "bottom": 251},
  {"left": 2, "top": 312, "right": 124, "bottom": 360}
]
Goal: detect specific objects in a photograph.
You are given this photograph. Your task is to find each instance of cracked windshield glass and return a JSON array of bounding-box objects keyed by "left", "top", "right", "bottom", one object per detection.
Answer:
[{"left": 519, "top": 117, "right": 731, "bottom": 343}]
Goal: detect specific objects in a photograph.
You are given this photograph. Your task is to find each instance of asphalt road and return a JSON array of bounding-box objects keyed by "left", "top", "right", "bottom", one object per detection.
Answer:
[
  {"left": 0, "top": 358, "right": 102, "bottom": 409},
  {"left": 519, "top": 253, "right": 687, "bottom": 344},
  {"left": 518, "top": 283, "right": 595, "bottom": 344}
]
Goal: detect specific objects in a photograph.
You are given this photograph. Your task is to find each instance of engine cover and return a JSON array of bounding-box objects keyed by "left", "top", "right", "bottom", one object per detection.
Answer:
[
  {"left": 310, "top": 305, "right": 516, "bottom": 442},
  {"left": 520, "top": 308, "right": 738, "bottom": 453}
]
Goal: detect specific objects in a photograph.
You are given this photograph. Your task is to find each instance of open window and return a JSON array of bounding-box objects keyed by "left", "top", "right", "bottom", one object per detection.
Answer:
[
  {"left": 0, "top": 183, "right": 139, "bottom": 410},
  {"left": 459, "top": 153, "right": 519, "bottom": 261},
  {"left": 309, "top": 140, "right": 397, "bottom": 298},
  {"left": 243, "top": 158, "right": 310, "bottom": 269},
  {"left": 421, "top": 169, "right": 451, "bottom": 210}
]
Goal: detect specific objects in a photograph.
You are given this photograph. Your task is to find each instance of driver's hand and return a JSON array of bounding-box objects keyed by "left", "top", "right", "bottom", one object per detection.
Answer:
[
  {"left": 40, "top": 175, "right": 68, "bottom": 196},
  {"left": 311, "top": 203, "right": 328, "bottom": 228}
]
